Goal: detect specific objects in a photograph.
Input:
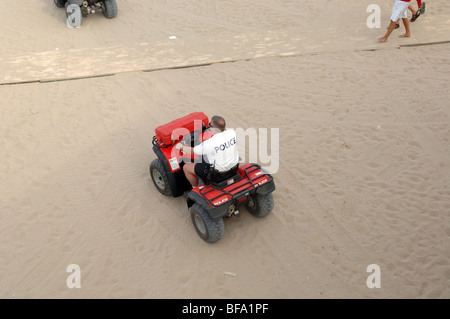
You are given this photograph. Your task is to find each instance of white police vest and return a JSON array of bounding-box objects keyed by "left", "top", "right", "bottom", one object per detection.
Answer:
[{"left": 193, "top": 129, "right": 239, "bottom": 172}]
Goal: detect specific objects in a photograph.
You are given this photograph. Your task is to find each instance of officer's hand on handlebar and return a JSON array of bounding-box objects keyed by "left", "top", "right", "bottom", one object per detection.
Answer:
[{"left": 176, "top": 140, "right": 187, "bottom": 151}]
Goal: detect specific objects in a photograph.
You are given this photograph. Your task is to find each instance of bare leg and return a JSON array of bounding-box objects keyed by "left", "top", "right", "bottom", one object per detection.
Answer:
[
  {"left": 408, "top": 3, "right": 417, "bottom": 15},
  {"left": 409, "top": 3, "right": 421, "bottom": 22},
  {"left": 379, "top": 20, "right": 398, "bottom": 42},
  {"left": 183, "top": 163, "right": 198, "bottom": 187},
  {"left": 399, "top": 18, "right": 411, "bottom": 38}
]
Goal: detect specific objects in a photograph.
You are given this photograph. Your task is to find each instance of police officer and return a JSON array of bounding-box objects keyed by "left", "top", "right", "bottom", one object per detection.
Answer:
[{"left": 175, "top": 115, "right": 239, "bottom": 187}]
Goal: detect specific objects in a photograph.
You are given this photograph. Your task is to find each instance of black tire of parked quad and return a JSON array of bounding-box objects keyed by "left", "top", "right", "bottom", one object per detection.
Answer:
[
  {"left": 190, "top": 203, "right": 225, "bottom": 243},
  {"left": 103, "top": 0, "right": 118, "bottom": 19},
  {"left": 246, "top": 192, "right": 274, "bottom": 218},
  {"left": 150, "top": 159, "right": 173, "bottom": 196},
  {"left": 54, "top": 0, "right": 67, "bottom": 8}
]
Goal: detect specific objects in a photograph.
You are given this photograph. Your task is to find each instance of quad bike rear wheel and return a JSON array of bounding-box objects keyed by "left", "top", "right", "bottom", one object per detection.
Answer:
[
  {"left": 190, "top": 203, "right": 224, "bottom": 243},
  {"left": 150, "top": 159, "right": 172, "bottom": 196},
  {"left": 103, "top": 0, "right": 118, "bottom": 19},
  {"left": 246, "top": 192, "right": 274, "bottom": 218}
]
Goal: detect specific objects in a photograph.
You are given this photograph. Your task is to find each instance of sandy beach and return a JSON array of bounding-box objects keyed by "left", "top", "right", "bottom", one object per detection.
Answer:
[{"left": 0, "top": 0, "right": 449, "bottom": 299}]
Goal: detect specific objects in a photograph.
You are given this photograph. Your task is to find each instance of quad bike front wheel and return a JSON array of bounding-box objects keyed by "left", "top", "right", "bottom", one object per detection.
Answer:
[
  {"left": 246, "top": 192, "right": 274, "bottom": 218},
  {"left": 103, "top": 0, "right": 118, "bottom": 19},
  {"left": 190, "top": 203, "right": 224, "bottom": 243},
  {"left": 150, "top": 159, "right": 172, "bottom": 196}
]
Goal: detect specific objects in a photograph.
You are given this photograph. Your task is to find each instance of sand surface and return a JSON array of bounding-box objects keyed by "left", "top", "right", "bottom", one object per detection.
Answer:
[{"left": 0, "top": 0, "right": 449, "bottom": 298}]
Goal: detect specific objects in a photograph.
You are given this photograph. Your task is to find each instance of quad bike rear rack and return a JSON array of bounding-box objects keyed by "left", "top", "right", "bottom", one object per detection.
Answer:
[{"left": 198, "top": 164, "right": 274, "bottom": 208}]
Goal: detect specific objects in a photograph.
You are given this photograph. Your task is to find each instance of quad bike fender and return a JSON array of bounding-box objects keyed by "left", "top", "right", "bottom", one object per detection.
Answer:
[
  {"left": 186, "top": 163, "right": 276, "bottom": 218},
  {"left": 153, "top": 145, "right": 190, "bottom": 197},
  {"left": 255, "top": 177, "right": 276, "bottom": 195},
  {"left": 241, "top": 163, "right": 276, "bottom": 195},
  {"left": 186, "top": 191, "right": 231, "bottom": 219}
]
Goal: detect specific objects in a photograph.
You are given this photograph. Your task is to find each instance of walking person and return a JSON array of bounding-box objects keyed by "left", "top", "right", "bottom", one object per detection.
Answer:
[{"left": 379, "top": 0, "right": 411, "bottom": 42}]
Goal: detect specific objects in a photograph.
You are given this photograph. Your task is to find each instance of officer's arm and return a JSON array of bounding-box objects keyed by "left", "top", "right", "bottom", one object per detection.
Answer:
[{"left": 176, "top": 142, "right": 194, "bottom": 155}]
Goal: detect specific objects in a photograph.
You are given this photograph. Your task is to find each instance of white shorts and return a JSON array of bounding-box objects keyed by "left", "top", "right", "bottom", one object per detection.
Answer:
[{"left": 390, "top": 0, "right": 409, "bottom": 22}]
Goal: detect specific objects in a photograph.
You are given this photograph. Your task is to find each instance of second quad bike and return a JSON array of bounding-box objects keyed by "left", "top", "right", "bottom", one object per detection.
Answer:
[
  {"left": 149, "top": 112, "right": 276, "bottom": 243},
  {"left": 54, "top": 0, "right": 118, "bottom": 26}
]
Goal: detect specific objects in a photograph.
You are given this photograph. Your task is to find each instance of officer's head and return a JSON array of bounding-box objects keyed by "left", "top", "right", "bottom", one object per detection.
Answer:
[{"left": 210, "top": 115, "right": 226, "bottom": 132}]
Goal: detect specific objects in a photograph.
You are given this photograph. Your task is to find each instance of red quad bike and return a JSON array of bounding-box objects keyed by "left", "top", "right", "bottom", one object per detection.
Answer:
[
  {"left": 54, "top": 0, "right": 118, "bottom": 25},
  {"left": 149, "top": 112, "right": 276, "bottom": 243}
]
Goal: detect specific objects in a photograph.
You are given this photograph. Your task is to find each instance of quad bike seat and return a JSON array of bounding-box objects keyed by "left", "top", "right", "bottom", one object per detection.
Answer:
[{"left": 207, "top": 164, "right": 240, "bottom": 187}]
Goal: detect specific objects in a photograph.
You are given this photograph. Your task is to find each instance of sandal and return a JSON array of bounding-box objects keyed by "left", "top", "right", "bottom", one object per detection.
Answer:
[
  {"left": 420, "top": 2, "right": 426, "bottom": 14},
  {"left": 410, "top": 10, "right": 421, "bottom": 22}
]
